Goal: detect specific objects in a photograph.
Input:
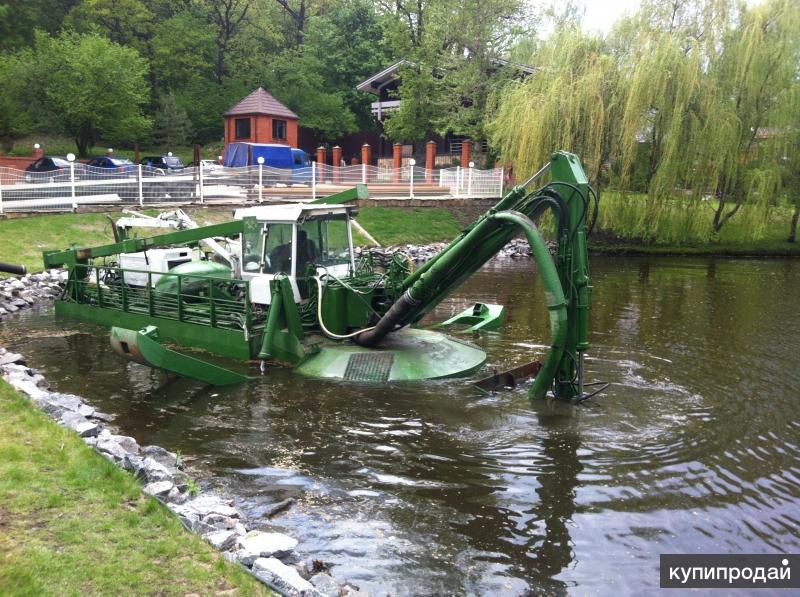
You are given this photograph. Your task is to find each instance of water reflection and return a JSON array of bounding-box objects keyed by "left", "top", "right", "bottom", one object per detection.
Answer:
[{"left": 1, "top": 256, "right": 799, "bottom": 595}]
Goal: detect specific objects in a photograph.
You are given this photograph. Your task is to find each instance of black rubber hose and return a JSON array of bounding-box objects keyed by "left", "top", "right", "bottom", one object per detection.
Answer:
[
  {"left": 353, "top": 289, "right": 420, "bottom": 347},
  {"left": 0, "top": 262, "right": 26, "bottom": 276}
]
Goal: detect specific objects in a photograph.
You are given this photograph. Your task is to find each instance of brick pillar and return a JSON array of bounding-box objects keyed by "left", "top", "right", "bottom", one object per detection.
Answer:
[
  {"left": 332, "top": 146, "right": 342, "bottom": 184},
  {"left": 361, "top": 143, "right": 372, "bottom": 182},
  {"left": 425, "top": 140, "right": 436, "bottom": 183},
  {"left": 32, "top": 144, "right": 43, "bottom": 159},
  {"left": 460, "top": 140, "right": 472, "bottom": 169},
  {"left": 316, "top": 146, "right": 326, "bottom": 181},
  {"left": 392, "top": 142, "right": 402, "bottom": 183},
  {"left": 134, "top": 143, "right": 141, "bottom": 164}
]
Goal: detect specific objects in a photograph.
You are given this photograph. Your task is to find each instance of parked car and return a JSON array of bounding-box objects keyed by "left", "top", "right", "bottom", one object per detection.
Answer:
[
  {"left": 140, "top": 155, "right": 185, "bottom": 171},
  {"left": 187, "top": 159, "right": 223, "bottom": 173},
  {"left": 86, "top": 156, "right": 136, "bottom": 174},
  {"left": 24, "top": 157, "right": 84, "bottom": 183}
]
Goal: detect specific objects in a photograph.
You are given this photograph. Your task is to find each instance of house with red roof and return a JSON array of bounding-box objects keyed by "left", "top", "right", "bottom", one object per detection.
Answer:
[{"left": 223, "top": 88, "right": 299, "bottom": 149}]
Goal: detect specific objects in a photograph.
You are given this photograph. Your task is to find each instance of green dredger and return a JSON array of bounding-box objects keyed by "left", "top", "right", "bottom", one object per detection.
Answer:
[{"left": 43, "top": 151, "right": 597, "bottom": 401}]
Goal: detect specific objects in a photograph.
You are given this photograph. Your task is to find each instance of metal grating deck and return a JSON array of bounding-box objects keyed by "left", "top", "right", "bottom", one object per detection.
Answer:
[{"left": 343, "top": 352, "right": 395, "bottom": 382}]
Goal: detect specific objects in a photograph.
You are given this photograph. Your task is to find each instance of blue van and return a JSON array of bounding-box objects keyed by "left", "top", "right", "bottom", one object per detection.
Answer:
[{"left": 223, "top": 143, "right": 310, "bottom": 183}]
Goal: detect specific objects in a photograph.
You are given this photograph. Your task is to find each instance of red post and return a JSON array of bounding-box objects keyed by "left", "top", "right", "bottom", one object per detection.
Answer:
[
  {"left": 134, "top": 143, "right": 141, "bottom": 164},
  {"left": 32, "top": 144, "right": 43, "bottom": 159},
  {"left": 460, "top": 140, "right": 472, "bottom": 170},
  {"left": 361, "top": 143, "right": 372, "bottom": 182},
  {"left": 426, "top": 140, "right": 436, "bottom": 183},
  {"left": 332, "top": 145, "right": 342, "bottom": 184},
  {"left": 392, "top": 142, "right": 402, "bottom": 183},
  {"left": 316, "top": 146, "right": 326, "bottom": 181}
]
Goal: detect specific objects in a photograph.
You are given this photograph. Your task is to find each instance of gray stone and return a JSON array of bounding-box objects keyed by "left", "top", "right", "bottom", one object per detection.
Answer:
[
  {"left": 74, "top": 420, "right": 101, "bottom": 437},
  {"left": 90, "top": 411, "right": 114, "bottom": 423},
  {"left": 204, "top": 529, "right": 238, "bottom": 551},
  {"left": 60, "top": 412, "right": 99, "bottom": 437},
  {"left": 165, "top": 487, "right": 187, "bottom": 505},
  {"left": 49, "top": 393, "right": 85, "bottom": 412},
  {"left": 237, "top": 531, "right": 298, "bottom": 566},
  {"left": 192, "top": 519, "right": 217, "bottom": 535},
  {"left": 202, "top": 513, "right": 237, "bottom": 529},
  {"left": 96, "top": 437, "right": 129, "bottom": 461},
  {"left": 4, "top": 303, "right": 17, "bottom": 313},
  {"left": 182, "top": 495, "right": 239, "bottom": 519},
  {"left": 140, "top": 457, "right": 173, "bottom": 482},
  {"left": 110, "top": 434, "right": 139, "bottom": 454},
  {"left": 141, "top": 445, "right": 181, "bottom": 471},
  {"left": 143, "top": 480, "right": 174, "bottom": 498},
  {"left": 77, "top": 403, "right": 95, "bottom": 418},
  {"left": 39, "top": 400, "right": 67, "bottom": 419},
  {"left": 340, "top": 585, "right": 369, "bottom": 597},
  {"left": 251, "top": 557, "right": 320, "bottom": 597},
  {"left": 233, "top": 522, "right": 248, "bottom": 536},
  {"left": 0, "top": 352, "right": 24, "bottom": 366},
  {"left": 222, "top": 551, "right": 238, "bottom": 564},
  {"left": 121, "top": 452, "right": 145, "bottom": 476},
  {"left": 309, "top": 573, "right": 340, "bottom": 597}
]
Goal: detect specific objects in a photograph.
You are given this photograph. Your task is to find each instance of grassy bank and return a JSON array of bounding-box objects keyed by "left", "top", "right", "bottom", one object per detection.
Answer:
[
  {"left": 0, "top": 380, "right": 270, "bottom": 596},
  {"left": 0, "top": 206, "right": 464, "bottom": 273},
  {"left": 592, "top": 191, "right": 799, "bottom": 254}
]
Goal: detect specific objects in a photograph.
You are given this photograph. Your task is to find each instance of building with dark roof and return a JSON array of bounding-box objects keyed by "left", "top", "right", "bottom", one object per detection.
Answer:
[{"left": 223, "top": 87, "right": 299, "bottom": 148}]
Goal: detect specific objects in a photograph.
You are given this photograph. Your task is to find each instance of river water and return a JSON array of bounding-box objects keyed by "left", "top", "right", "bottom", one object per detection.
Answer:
[{"left": 2, "top": 256, "right": 799, "bottom": 595}]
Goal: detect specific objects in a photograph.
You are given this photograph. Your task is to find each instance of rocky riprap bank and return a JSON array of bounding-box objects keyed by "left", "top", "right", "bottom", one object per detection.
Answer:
[
  {"left": 356, "top": 237, "right": 548, "bottom": 263},
  {"left": 0, "top": 270, "right": 65, "bottom": 318},
  {"left": 0, "top": 352, "right": 358, "bottom": 597},
  {"left": 0, "top": 269, "right": 363, "bottom": 597}
]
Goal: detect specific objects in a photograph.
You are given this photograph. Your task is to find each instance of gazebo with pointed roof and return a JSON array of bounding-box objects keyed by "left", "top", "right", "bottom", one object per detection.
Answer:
[{"left": 223, "top": 87, "right": 299, "bottom": 148}]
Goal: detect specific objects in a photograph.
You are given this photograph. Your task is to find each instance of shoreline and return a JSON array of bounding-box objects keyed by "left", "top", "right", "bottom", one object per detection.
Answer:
[
  {"left": 0, "top": 274, "right": 358, "bottom": 596},
  {"left": 0, "top": 354, "right": 350, "bottom": 597}
]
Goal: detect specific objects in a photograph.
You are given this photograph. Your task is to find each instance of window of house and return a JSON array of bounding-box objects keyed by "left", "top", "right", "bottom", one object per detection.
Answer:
[
  {"left": 235, "top": 118, "right": 251, "bottom": 140},
  {"left": 272, "top": 119, "right": 287, "bottom": 140}
]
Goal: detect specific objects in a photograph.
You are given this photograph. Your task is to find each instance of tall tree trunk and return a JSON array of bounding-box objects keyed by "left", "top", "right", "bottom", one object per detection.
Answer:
[
  {"left": 712, "top": 199, "right": 741, "bottom": 233},
  {"left": 788, "top": 201, "right": 800, "bottom": 243}
]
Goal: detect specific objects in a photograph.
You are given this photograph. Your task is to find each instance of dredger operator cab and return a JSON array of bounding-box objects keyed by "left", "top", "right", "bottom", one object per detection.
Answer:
[{"left": 233, "top": 204, "right": 357, "bottom": 305}]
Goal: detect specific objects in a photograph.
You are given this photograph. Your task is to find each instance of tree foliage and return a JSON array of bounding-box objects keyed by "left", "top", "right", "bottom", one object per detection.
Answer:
[
  {"left": 27, "top": 32, "right": 151, "bottom": 156},
  {"left": 490, "top": 0, "right": 800, "bottom": 240},
  {"left": 380, "top": 0, "right": 531, "bottom": 142}
]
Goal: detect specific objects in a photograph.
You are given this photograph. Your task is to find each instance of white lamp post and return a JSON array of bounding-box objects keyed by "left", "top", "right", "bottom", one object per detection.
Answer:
[
  {"left": 257, "top": 156, "right": 264, "bottom": 202},
  {"left": 468, "top": 161, "right": 475, "bottom": 197},
  {"left": 409, "top": 158, "right": 416, "bottom": 198},
  {"left": 66, "top": 153, "right": 77, "bottom": 209}
]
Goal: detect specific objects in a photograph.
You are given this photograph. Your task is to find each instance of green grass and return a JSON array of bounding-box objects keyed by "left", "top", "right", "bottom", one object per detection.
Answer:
[
  {"left": 354, "top": 207, "right": 462, "bottom": 245},
  {"left": 0, "top": 208, "right": 239, "bottom": 275},
  {"left": 0, "top": 380, "right": 272, "bottom": 597},
  {"left": 0, "top": 212, "right": 117, "bottom": 274}
]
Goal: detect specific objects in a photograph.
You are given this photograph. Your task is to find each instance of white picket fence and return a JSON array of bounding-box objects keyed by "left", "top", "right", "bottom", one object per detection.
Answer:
[{"left": 0, "top": 162, "right": 505, "bottom": 213}]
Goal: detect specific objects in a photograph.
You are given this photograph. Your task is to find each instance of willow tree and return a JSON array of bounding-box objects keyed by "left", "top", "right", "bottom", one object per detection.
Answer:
[
  {"left": 487, "top": 27, "right": 619, "bottom": 183},
  {"left": 613, "top": 0, "right": 800, "bottom": 237},
  {"left": 694, "top": 0, "right": 800, "bottom": 235}
]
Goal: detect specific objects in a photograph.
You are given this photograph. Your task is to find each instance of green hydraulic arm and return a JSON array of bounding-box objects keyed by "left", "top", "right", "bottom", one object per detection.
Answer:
[
  {"left": 354, "top": 151, "right": 593, "bottom": 401},
  {"left": 309, "top": 184, "right": 368, "bottom": 205},
  {"left": 43, "top": 219, "right": 249, "bottom": 269}
]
